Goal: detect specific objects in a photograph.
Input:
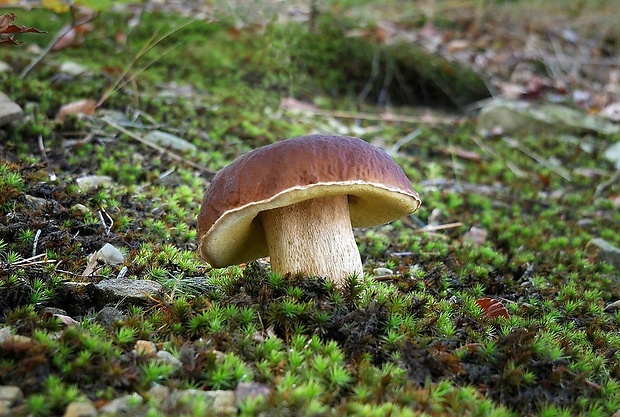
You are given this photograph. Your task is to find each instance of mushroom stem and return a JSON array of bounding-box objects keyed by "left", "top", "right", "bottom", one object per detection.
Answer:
[{"left": 258, "top": 194, "right": 363, "bottom": 287}]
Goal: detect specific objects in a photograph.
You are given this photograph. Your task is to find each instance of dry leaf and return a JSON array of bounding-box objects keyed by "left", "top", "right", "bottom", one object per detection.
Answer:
[
  {"left": 56, "top": 99, "right": 96, "bottom": 121},
  {"left": 52, "top": 21, "right": 94, "bottom": 51},
  {"left": 280, "top": 97, "right": 320, "bottom": 113},
  {"left": 0, "top": 12, "right": 45, "bottom": 45},
  {"left": 442, "top": 146, "right": 482, "bottom": 162},
  {"left": 475, "top": 297, "right": 509, "bottom": 319}
]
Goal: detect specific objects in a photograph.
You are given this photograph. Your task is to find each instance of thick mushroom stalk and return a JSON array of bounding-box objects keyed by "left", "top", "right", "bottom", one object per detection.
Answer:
[{"left": 258, "top": 195, "right": 362, "bottom": 286}]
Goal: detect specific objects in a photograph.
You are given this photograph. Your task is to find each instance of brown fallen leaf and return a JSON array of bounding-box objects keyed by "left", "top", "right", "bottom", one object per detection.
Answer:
[
  {"left": 56, "top": 99, "right": 97, "bottom": 121},
  {"left": 51, "top": 22, "right": 94, "bottom": 50},
  {"left": 0, "top": 12, "right": 45, "bottom": 45},
  {"left": 475, "top": 297, "right": 510, "bottom": 319},
  {"left": 279, "top": 97, "right": 320, "bottom": 113},
  {"left": 441, "top": 145, "right": 483, "bottom": 162}
]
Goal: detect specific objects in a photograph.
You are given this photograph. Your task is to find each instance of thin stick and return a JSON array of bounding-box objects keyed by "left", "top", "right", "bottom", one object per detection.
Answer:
[
  {"left": 594, "top": 169, "right": 620, "bottom": 199},
  {"left": 98, "top": 208, "right": 113, "bottom": 235},
  {"left": 282, "top": 106, "right": 458, "bottom": 125},
  {"left": 417, "top": 222, "right": 463, "bottom": 232},
  {"left": 21, "top": 12, "right": 99, "bottom": 78},
  {"left": 503, "top": 137, "right": 572, "bottom": 182},
  {"left": 32, "top": 229, "right": 41, "bottom": 257},
  {"left": 389, "top": 128, "right": 422, "bottom": 156}
]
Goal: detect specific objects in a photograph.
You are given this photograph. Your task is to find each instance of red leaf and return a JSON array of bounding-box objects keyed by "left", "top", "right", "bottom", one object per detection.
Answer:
[{"left": 475, "top": 297, "right": 509, "bottom": 319}]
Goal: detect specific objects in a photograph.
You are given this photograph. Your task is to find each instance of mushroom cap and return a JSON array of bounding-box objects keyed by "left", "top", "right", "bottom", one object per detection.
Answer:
[{"left": 197, "top": 134, "right": 421, "bottom": 267}]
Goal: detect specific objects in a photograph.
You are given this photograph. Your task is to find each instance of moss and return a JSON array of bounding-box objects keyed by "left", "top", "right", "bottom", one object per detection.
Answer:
[{"left": 0, "top": 3, "right": 619, "bottom": 416}]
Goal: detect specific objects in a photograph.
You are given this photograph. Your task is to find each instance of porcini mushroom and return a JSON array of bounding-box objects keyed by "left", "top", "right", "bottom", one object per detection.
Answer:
[{"left": 197, "top": 134, "right": 421, "bottom": 286}]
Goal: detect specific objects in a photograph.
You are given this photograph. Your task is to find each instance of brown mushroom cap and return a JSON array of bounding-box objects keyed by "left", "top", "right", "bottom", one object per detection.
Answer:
[{"left": 198, "top": 134, "right": 421, "bottom": 268}]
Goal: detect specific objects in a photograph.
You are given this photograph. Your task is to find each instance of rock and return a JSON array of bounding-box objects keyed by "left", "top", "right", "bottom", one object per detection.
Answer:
[
  {"left": 95, "top": 278, "right": 163, "bottom": 304},
  {"left": 59, "top": 61, "right": 90, "bottom": 76},
  {"left": 0, "top": 92, "right": 23, "bottom": 127},
  {"left": 134, "top": 340, "right": 157, "bottom": 356},
  {"left": 156, "top": 350, "right": 183, "bottom": 371},
  {"left": 586, "top": 238, "right": 620, "bottom": 268},
  {"left": 97, "top": 243, "right": 124, "bottom": 265},
  {"left": 0, "top": 401, "right": 9, "bottom": 417},
  {"left": 0, "top": 62, "right": 11, "bottom": 73},
  {"left": 373, "top": 267, "right": 393, "bottom": 277},
  {"left": 477, "top": 99, "right": 620, "bottom": 136},
  {"left": 145, "top": 385, "right": 170, "bottom": 408},
  {"left": 99, "top": 393, "right": 143, "bottom": 416},
  {"left": 172, "top": 390, "right": 236, "bottom": 417},
  {"left": 144, "top": 386, "right": 236, "bottom": 416},
  {"left": 0, "top": 386, "right": 23, "bottom": 406},
  {"left": 41, "top": 307, "right": 78, "bottom": 326},
  {"left": 463, "top": 226, "right": 488, "bottom": 246},
  {"left": 63, "top": 401, "right": 97, "bottom": 417},
  {"left": 600, "top": 102, "right": 620, "bottom": 122},
  {"left": 603, "top": 141, "right": 620, "bottom": 169},
  {"left": 96, "top": 306, "right": 126, "bottom": 328},
  {"left": 0, "top": 327, "right": 32, "bottom": 347},
  {"left": 71, "top": 204, "right": 89, "bottom": 214},
  {"left": 21, "top": 194, "right": 49, "bottom": 210},
  {"left": 0, "top": 385, "right": 24, "bottom": 417},
  {"left": 144, "top": 130, "right": 197, "bottom": 152},
  {"left": 41, "top": 307, "right": 67, "bottom": 316},
  {"left": 0, "top": 328, "right": 10, "bottom": 345},
  {"left": 235, "top": 382, "right": 271, "bottom": 406},
  {"left": 76, "top": 175, "right": 113, "bottom": 191}
]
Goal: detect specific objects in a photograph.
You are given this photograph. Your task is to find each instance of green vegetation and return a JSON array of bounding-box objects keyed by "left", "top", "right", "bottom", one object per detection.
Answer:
[{"left": 0, "top": 2, "right": 619, "bottom": 416}]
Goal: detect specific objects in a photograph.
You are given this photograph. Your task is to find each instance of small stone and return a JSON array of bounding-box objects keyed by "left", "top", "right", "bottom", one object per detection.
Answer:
[
  {"left": 145, "top": 130, "right": 197, "bottom": 152},
  {"left": 577, "top": 218, "right": 594, "bottom": 228},
  {"left": 96, "top": 306, "right": 126, "bottom": 328},
  {"left": 22, "top": 194, "right": 49, "bottom": 210},
  {"left": 156, "top": 350, "right": 183, "bottom": 371},
  {"left": 478, "top": 99, "right": 620, "bottom": 136},
  {"left": 99, "top": 393, "right": 143, "bottom": 416},
  {"left": 0, "top": 92, "right": 23, "bottom": 127},
  {"left": 600, "top": 102, "right": 620, "bottom": 122},
  {"left": 95, "top": 278, "right": 163, "bottom": 304},
  {"left": 134, "top": 340, "right": 157, "bottom": 356},
  {"left": 373, "top": 268, "right": 393, "bottom": 277},
  {"left": 463, "top": 226, "right": 488, "bottom": 246},
  {"left": 0, "top": 327, "right": 32, "bottom": 346},
  {"left": 145, "top": 385, "right": 170, "bottom": 407},
  {"left": 59, "top": 61, "right": 90, "bottom": 76},
  {"left": 72, "top": 204, "right": 89, "bottom": 214},
  {"left": 0, "top": 62, "right": 11, "bottom": 73},
  {"left": 235, "top": 382, "right": 271, "bottom": 406},
  {"left": 0, "top": 386, "right": 23, "bottom": 406},
  {"left": 586, "top": 238, "right": 620, "bottom": 268},
  {"left": 97, "top": 243, "right": 124, "bottom": 265},
  {"left": 172, "top": 390, "right": 236, "bottom": 417},
  {"left": 63, "top": 401, "right": 97, "bottom": 417},
  {"left": 75, "top": 175, "right": 113, "bottom": 191},
  {"left": 41, "top": 307, "right": 67, "bottom": 316},
  {"left": 0, "top": 401, "right": 9, "bottom": 417},
  {"left": 604, "top": 141, "right": 620, "bottom": 169}
]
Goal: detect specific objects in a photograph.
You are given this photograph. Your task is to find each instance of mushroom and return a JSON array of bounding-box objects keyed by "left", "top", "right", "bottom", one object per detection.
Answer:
[{"left": 197, "top": 134, "right": 421, "bottom": 286}]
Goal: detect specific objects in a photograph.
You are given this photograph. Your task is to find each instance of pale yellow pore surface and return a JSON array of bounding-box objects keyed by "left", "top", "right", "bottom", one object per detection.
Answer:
[{"left": 258, "top": 194, "right": 363, "bottom": 287}]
